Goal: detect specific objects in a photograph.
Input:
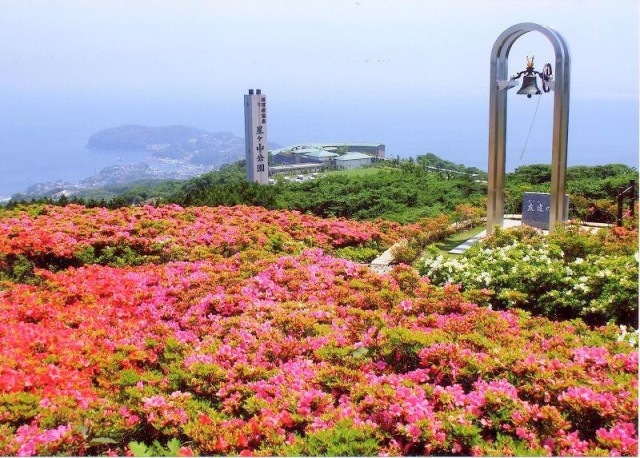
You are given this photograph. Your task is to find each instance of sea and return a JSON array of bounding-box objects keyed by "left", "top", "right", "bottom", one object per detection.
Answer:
[{"left": 0, "top": 96, "right": 637, "bottom": 200}]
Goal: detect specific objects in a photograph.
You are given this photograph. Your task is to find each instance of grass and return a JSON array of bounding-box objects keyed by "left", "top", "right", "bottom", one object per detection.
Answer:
[
  {"left": 413, "top": 224, "right": 486, "bottom": 269},
  {"left": 324, "top": 166, "right": 398, "bottom": 178},
  {"left": 276, "top": 166, "right": 392, "bottom": 182},
  {"left": 433, "top": 225, "right": 486, "bottom": 254}
]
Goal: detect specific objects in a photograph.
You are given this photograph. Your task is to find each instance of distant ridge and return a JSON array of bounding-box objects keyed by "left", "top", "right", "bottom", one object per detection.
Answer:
[
  {"left": 87, "top": 125, "right": 210, "bottom": 152},
  {"left": 86, "top": 124, "right": 281, "bottom": 165}
]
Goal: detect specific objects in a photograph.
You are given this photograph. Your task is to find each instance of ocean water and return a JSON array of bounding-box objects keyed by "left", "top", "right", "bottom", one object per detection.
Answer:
[
  {"left": 0, "top": 126, "right": 151, "bottom": 198},
  {"left": 0, "top": 96, "right": 637, "bottom": 199}
]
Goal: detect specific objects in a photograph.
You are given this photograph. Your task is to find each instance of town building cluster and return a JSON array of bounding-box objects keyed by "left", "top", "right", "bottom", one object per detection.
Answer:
[{"left": 269, "top": 142, "right": 385, "bottom": 175}]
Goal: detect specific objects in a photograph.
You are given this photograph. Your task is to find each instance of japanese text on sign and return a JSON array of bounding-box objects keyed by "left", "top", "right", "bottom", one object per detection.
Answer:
[{"left": 525, "top": 200, "right": 550, "bottom": 213}]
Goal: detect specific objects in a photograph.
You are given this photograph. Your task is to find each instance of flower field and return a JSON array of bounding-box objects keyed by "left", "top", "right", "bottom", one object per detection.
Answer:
[
  {"left": 0, "top": 204, "right": 424, "bottom": 271},
  {"left": 421, "top": 224, "right": 639, "bottom": 328},
  {"left": 0, "top": 205, "right": 637, "bottom": 456}
]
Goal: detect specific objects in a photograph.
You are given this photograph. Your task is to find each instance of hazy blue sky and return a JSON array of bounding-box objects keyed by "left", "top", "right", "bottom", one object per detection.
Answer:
[
  {"left": 2, "top": 0, "right": 638, "bottom": 99},
  {"left": 0, "top": 0, "right": 637, "bottom": 187}
]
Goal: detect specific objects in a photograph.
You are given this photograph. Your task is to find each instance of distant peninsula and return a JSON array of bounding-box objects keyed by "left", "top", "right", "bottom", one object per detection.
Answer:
[
  {"left": 10, "top": 124, "right": 283, "bottom": 200},
  {"left": 87, "top": 124, "right": 280, "bottom": 166}
]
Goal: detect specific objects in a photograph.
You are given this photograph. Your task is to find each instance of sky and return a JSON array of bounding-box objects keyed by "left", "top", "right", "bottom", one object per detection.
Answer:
[{"left": 0, "top": 0, "right": 637, "bottom": 181}]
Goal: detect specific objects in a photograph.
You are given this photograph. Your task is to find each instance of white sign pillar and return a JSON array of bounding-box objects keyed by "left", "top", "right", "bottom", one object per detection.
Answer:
[
  {"left": 244, "top": 89, "right": 269, "bottom": 184},
  {"left": 487, "top": 23, "right": 570, "bottom": 234}
]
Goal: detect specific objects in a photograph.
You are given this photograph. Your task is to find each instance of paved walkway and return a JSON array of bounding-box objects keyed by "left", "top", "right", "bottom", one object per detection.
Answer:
[
  {"left": 449, "top": 219, "right": 522, "bottom": 255},
  {"left": 448, "top": 217, "right": 611, "bottom": 255},
  {"left": 370, "top": 217, "right": 612, "bottom": 265}
]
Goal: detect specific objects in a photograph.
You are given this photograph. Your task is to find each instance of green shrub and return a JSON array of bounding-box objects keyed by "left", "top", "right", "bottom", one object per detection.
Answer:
[
  {"left": 420, "top": 226, "right": 639, "bottom": 327},
  {"left": 391, "top": 240, "right": 419, "bottom": 265},
  {"left": 0, "top": 392, "right": 41, "bottom": 424},
  {"left": 129, "top": 439, "right": 183, "bottom": 457},
  {"left": 281, "top": 419, "right": 380, "bottom": 456},
  {"left": 333, "top": 246, "right": 381, "bottom": 263}
]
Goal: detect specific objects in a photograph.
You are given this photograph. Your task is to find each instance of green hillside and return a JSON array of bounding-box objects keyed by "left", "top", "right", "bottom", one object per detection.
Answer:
[{"left": 6, "top": 156, "right": 636, "bottom": 226}]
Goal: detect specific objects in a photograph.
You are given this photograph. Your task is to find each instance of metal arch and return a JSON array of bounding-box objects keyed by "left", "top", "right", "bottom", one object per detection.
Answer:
[{"left": 487, "top": 23, "right": 571, "bottom": 234}]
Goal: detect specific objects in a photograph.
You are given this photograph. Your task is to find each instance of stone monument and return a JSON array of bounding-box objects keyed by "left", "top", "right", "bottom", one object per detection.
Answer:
[{"left": 522, "top": 192, "right": 569, "bottom": 230}]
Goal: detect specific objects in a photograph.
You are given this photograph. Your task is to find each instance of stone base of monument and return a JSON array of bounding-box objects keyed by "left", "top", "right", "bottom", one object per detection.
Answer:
[{"left": 522, "top": 192, "right": 569, "bottom": 231}]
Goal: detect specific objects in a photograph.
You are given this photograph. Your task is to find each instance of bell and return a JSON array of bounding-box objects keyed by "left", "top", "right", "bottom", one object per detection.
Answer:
[{"left": 517, "top": 74, "right": 542, "bottom": 98}]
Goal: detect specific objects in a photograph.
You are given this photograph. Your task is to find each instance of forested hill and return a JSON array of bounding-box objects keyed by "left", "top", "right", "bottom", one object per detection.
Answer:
[
  {"left": 415, "top": 153, "right": 486, "bottom": 178},
  {"left": 87, "top": 125, "right": 210, "bottom": 151},
  {"left": 27, "top": 159, "right": 487, "bottom": 224},
  {"left": 7, "top": 157, "right": 636, "bottom": 225},
  {"left": 163, "top": 160, "right": 638, "bottom": 224},
  {"left": 170, "top": 161, "right": 485, "bottom": 223}
]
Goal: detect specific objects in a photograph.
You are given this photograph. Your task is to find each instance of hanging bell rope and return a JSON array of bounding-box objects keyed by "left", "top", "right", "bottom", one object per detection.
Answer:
[{"left": 520, "top": 93, "right": 543, "bottom": 160}]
